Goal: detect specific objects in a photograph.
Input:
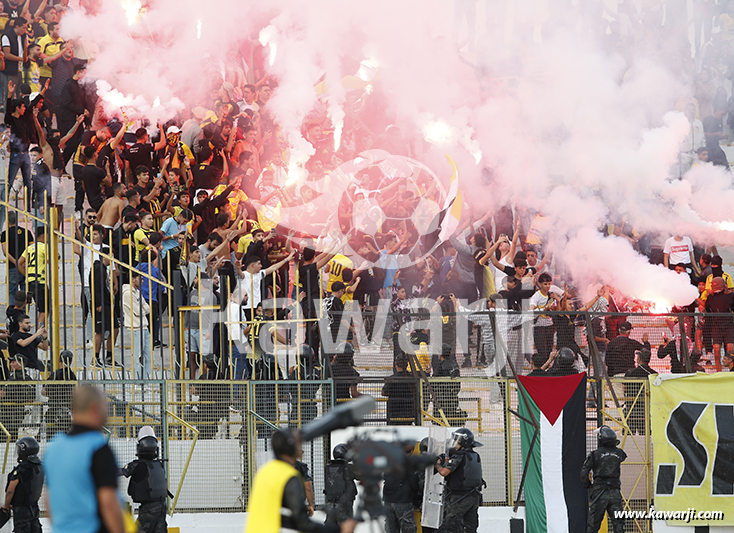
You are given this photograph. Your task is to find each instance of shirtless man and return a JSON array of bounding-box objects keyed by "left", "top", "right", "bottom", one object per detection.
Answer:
[
  {"left": 96, "top": 182, "right": 126, "bottom": 231},
  {"left": 32, "top": 110, "right": 85, "bottom": 228}
]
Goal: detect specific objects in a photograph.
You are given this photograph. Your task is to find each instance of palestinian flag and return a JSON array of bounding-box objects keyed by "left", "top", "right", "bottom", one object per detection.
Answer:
[{"left": 517, "top": 373, "right": 587, "bottom": 533}]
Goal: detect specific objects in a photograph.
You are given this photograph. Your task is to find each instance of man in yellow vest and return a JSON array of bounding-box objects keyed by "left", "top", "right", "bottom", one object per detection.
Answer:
[{"left": 246, "top": 429, "right": 357, "bottom": 533}]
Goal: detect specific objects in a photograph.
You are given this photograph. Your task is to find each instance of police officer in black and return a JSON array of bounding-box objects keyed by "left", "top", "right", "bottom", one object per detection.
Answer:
[
  {"left": 42, "top": 349, "right": 77, "bottom": 437},
  {"left": 580, "top": 426, "right": 627, "bottom": 533},
  {"left": 324, "top": 443, "right": 357, "bottom": 527},
  {"left": 329, "top": 343, "right": 362, "bottom": 403},
  {"left": 1, "top": 437, "right": 44, "bottom": 533},
  {"left": 288, "top": 344, "right": 322, "bottom": 427},
  {"left": 122, "top": 426, "right": 169, "bottom": 533},
  {"left": 383, "top": 441, "right": 420, "bottom": 533},
  {"left": 435, "top": 428, "right": 484, "bottom": 533}
]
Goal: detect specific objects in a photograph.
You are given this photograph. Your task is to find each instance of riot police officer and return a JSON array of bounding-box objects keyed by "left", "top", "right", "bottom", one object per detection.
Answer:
[
  {"left": 1, "top": 437, "right": 44, "bottom": 533},
  {"left": 581, "top": 426, "right": 627, "bottom": 533},
  {"left": 324, "top": 443, "right": 357, "bottom": 527},
  {"left": 122, "top": 426, "right": 169, "bottom": 533},
  {"left": 435, "top": 428, "right": 484, "bottom": 533},
  {"left": 383, "top": 441, "right": 420, "bottom": 533}
]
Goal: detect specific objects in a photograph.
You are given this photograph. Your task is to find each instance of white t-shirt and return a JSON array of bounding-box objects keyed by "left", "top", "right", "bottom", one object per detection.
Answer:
[
  {"left": 529, "top": 291, "right": 554, "bottom": 327},
  {"left": 242, "top": 270, "right": 266, "bottom": 310},
  {"left": 663, "top": 236, "right": 694, "bottom": 265},
  {"left": 494, "top": 257, "right": 511, "bottom": 289},
  {"left": 82, "top": 243, "right": 114, "bottom": 288}
]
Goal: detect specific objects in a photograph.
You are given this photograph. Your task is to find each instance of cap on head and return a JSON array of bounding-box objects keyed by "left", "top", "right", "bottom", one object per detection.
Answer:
[
  {"left": 619, "top": 321, "right": 633, "bottom": 332},
  {"left": 166, "top": 125, "right": 181, "bottom": 135}
]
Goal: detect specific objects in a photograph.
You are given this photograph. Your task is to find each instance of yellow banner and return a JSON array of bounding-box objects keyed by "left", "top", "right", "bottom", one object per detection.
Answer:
[{"left": 650, "top": 373, "right": 734, "bottom": 525}]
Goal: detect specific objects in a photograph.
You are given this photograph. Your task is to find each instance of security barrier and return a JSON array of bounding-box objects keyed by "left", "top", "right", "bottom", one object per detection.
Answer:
[{"left": 0, "top": 376, "right": 652, "bottom": 531}]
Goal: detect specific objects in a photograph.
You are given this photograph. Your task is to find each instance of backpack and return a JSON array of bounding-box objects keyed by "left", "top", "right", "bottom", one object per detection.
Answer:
[{"left": 323, "top": 461, "right": 348, "bottom": 503}]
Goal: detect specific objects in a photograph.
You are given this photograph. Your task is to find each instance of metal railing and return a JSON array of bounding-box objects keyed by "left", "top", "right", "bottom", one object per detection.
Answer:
[{"left": 0, "top": 376, "right": 652, "bottom": 531}]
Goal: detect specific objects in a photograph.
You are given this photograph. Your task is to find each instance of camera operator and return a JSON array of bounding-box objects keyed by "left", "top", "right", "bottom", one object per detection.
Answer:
[
  {"left": 246, "top": 428, "right": 356, "bottom": 533},
  {"left": 383, "top": 441, "right": 420, "bottom": 533},
  {"left": 435, "top": 429, "right": 485, "bottom": 533}
]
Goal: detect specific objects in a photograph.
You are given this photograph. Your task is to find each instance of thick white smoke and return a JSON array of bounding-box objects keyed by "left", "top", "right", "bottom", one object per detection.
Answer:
[{"left": 59, "top": 0, "right": 734, "bottom": 306}]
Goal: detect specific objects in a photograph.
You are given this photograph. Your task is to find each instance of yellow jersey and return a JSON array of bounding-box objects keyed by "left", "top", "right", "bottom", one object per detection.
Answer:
[
  {"left": 37, "top": 35, "right": 64, "bottom": 78},
  {"left": 133, "top": 228, "right": 153, "bottom": 262},
  {"left": 22, "top": 242, "right": 47, "bottom": 284},
  {"left": 327, "top": 254, "right": 353, "bottom": 292}
]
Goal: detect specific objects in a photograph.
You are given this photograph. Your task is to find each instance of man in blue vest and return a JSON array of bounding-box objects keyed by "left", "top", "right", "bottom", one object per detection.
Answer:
[{"left": 44, "top": 385, "right": 125, "bottom": 533}]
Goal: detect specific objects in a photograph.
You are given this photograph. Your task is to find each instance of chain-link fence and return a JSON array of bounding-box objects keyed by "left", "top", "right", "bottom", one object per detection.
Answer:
[{"left": 0, "top": 376, "right": 652, "bottom": 532}]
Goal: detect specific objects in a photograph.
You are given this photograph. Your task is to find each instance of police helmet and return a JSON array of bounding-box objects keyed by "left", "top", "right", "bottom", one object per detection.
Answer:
[
  {"left": 138, "top": 426, "right": 156, "bottom": 441},
  {"left": 137, "top": 436, "right": 159, "bottom": 459},
  {"left": 59, "top": 350, "right": 74, "bottom": 363},
  {"left": 598, "top": 426, "right": 619, "bottom": 447},
  {"left": 333, "top": 443, "right": 349, "bottom": 460},
  {"left": 452, "top": 428, "right": 482, "bottom": 448},
  {"left": 557, "top": 347, "right": 575, "bottom": 366},
  {"left": 17, "top": 437, "right": 40, "bottom": 461},
  {"left": 420, "top": 437, "right": 429, "bottom": 454}
]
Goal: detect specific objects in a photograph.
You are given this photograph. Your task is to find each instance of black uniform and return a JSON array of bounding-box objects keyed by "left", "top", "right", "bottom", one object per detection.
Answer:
[
  {"left": 441, "top": 448, "right": 484, "bottom": 533},
  {"left": 330, "top": 356, "right": 361, "bottom": 402},
  {"left": 580, "top": 445, "right": 627, "bottom": 533},
  {"left": 433, "top": 357, "right": 465, "bottom": 423},
  {"left": 381, "top": 369, "right": 418, "bottom": 426},
  {"left": 5, "top": 456, "right": 43, "bottom": 533},
  {"left": 323, "top": 458, "right": 357, "bottom": 526},
  {"left": 383, "top": 460, "right": 420, "bottom": 533},
  {"left": 123, "top": 458, "right": 168, "bottom": 533}
]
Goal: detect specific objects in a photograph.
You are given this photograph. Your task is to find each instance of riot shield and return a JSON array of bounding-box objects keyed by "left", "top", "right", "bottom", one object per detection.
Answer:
[{"left": 421, "top": 426, "right": 452, "bottom": 529}]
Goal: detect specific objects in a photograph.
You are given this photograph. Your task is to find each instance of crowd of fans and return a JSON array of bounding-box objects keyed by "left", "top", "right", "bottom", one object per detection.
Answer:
[{"left": 0, "top": 0, "right": 732, "bottom": 420}]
